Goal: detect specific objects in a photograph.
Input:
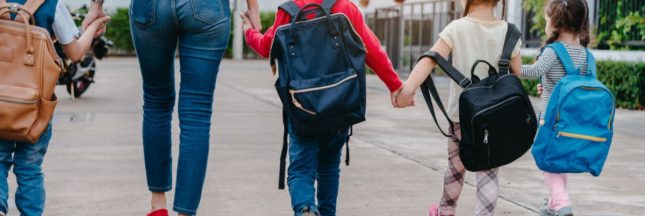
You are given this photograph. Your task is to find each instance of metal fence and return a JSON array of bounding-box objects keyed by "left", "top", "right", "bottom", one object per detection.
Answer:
[{"left": 365, "top": 0, "right": 457, "bottom": 73}]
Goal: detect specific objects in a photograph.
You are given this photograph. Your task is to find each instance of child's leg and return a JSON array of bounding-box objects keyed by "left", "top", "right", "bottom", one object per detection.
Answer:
[
  {"left": 12, "top": 124, "right": 52, "bottom": 216},
  {"left": 544, "top": 172, "right": 571, "bottom": 210},
  {"left": 440, "top": 123, "right": 466, "bottom": 215},
  {"left": 0, "top": 140, "right": 15, "bottom": 215},
  {"left": 474, "top": 168, "right": 499, "bottom": 216},
  {"left": 288, "top": 130, "right": 321, "bottom": 215},
  {"left": 316, "top": 128, "right": 349, "bottom": 216}
]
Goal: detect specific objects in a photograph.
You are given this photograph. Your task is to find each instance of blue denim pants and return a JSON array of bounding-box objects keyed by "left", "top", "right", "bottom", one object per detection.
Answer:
[
  {"left": 0, "top": 124, "right": 52, "bottom": 216},
  {"left": 288, "top": 128, "right": 349, "bottom": 216},
  {"left": 130, "top": 0, "right": 230, "bottom": 215}
]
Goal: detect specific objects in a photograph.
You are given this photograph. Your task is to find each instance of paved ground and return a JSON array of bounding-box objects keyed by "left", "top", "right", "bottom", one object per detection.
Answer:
[{"left": 5, "top": 58, "right": 644, "bottom": 215}]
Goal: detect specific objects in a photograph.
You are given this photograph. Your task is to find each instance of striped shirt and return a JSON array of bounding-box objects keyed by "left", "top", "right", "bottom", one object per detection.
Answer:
[{"left": 521, "top": 43, "right": 587, "bottom": 119}]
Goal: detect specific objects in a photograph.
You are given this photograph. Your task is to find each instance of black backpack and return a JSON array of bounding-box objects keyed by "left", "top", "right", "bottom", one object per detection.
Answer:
[
  {"left": 271, "top": 0, "right": 367, "bottom": 189},
  {"left": 419, "top": 23, "right": 537, "bottom": 171}
]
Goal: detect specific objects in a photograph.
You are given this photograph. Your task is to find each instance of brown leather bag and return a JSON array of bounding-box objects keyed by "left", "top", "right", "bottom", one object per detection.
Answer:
[{"left": 0, "top": 0, "right": 63, "bottom": 143}]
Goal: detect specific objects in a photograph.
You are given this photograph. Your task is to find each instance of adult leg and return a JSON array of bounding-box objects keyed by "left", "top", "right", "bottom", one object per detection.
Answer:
[
  {"left": 0, "top": 140, "right": 15, "bottom": 215},
  {"left": 439, "top": 123, "right": 466, "bottom": 216},
  {"left": 130, "top": 0, "right": 178, "bottom": 211},
  {"left": 316, "top": 129, "right": 348, "bottom": 216},
  {"left": 172, "top": 0, "right": 230, "bottom": 214},
  {"left": 13, "top": 124, "right": 52, "bottom": 216}
]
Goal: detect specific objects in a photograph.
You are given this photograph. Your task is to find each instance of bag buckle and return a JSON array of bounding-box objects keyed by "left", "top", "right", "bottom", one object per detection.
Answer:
[
  {"left": 9, "top": 4, "right": 20, "bottom": 13},
  {"left": 498, "top": 59, "right": 510, "bottom": 72},
  {"left": 459, "top": 78, "right": 472, "bottom": 88}
]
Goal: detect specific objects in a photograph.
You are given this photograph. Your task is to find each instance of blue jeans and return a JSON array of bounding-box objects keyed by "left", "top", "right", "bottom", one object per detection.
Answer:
[
  {"left": 0, "top": 124, "right": 52, "bottom": 216},
  {"left": 130, "top": 0, "right": 230, "bottom": 215},
  {"left": 288, "top": 128, "right": 349, "bottom": 216}
]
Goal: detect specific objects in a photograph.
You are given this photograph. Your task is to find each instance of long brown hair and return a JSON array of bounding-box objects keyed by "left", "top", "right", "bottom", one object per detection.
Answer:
[
  {"left": 463, "top": 0, "right": 506, "bottom": 19},
  {"left": 544, "top": 0, "right": 591, "bottom": 47}
]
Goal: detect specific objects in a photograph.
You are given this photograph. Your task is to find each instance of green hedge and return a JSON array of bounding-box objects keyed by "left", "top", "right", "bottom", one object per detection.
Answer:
[{"left": 520, "top": 57, "right": 645, "bottom": 109}]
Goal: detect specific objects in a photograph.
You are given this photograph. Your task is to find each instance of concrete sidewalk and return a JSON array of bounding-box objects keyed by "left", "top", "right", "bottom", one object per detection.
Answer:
[{"left": 5, "top": 58, "right": 642, "bottom": 215}]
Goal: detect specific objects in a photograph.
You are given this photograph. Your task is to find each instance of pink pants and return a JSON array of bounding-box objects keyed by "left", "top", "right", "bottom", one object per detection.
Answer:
[{"left": 544, "top": 172, "right": 571, "bottom": 210}]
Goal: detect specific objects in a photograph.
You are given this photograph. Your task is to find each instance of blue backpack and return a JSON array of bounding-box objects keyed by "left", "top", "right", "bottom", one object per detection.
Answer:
[
  {"left": 270, "top": 0, "right": 367, "bottom": 189},
  {"left": 532, "top": 42, "right": 615, "bottom": 176}
]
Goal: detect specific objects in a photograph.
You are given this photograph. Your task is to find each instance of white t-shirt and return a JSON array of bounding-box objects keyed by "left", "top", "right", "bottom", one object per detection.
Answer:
[
  {"left": 51, "top": 2, "right": 79, "bottom": 45},
  {"left": 438, "top": 17, "right": 522, "bottom": 122}
]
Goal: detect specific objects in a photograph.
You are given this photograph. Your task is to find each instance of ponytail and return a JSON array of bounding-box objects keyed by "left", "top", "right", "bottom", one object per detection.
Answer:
[
  {"left": 541, "top": 0, "right": 590, "bottom": 49},
  {"left": 578, "top": 0, "right": 591, "bottom": 47}
]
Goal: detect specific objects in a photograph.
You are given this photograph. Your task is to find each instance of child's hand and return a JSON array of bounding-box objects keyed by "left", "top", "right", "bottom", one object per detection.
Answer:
[
  {"left": 86, "top": 16, "right": 111, "bottom": 34},
  {"left": 390, "top": 87, "right": 402, "bottom": 108},
  {"left": 537, "top": 83, "right": 543, "bottom": 95},
  {"left": 396, "top": 87, "right": 416, "bottom": 108},
  {"left": 240, "top": 12, "right": 253, "bottom": 32},
  {"left": 245, "top": 10, "right": 262, "bottom": 31},
  {"left": 82, "top": 2, "right": 107, "bottom": 38}
]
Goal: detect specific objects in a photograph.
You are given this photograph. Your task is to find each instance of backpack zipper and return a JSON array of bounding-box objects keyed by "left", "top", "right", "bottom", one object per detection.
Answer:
[
  {"left": 288, "top": 74, "right": 358, "bottom": 115},
  {"left": 0, "top": 96, "right": 38, "bottom": 104},
  {"left": 470, "top": 96, "right": 526, "bottom": 150},
  {"left": 557, "top": 131, "right": 607, "bottom": 142},
  {"left": 290, "top": 74, "right": 357, "bottom": 93}
]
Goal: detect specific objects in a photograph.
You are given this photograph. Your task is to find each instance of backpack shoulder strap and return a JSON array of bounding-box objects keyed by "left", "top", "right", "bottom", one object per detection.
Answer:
[
  {"left": 499, "top": 23, "right": 521, "bottom": 74},
  {"left": 419, "top": 51, "right": 471, "bottom": 88},
  {"left": 22, "top": 0, "right": 44, "bottom": 16},
  {"left": 0, "top": 0, "right": 44, "bottom": 21},
  {"left": 585, "top": 49, "right": 597, "bottom": 78},
  {"left": 547, "top": 42, "right": 578, "bottom": 76},
  {"left": 321, "top": 0, "right": 336, "bottom": 11},
  {"left": 278, "top": 1, "right": 300, "bottom": 18}
]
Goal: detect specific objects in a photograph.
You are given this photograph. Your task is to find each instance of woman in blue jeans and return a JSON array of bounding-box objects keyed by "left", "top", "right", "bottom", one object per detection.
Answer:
[{"left": 129, "top": 0, "right": 231, "bottom": 215}]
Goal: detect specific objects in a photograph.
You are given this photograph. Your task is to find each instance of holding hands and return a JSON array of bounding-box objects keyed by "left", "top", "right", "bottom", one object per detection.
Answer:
[
  {"left": 240, "top": 8, "right": 261, "bottom": 32},
  {"left": 82, "top": 0, "right": 108, "bottom": 38},
  {"left": 392, "top": 85, "right": 416, "bottom": 108}
]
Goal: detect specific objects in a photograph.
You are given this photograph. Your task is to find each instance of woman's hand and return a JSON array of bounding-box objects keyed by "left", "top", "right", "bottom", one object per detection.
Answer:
[
  {"left": 245, "top": 10, "right": 262, "bottom": 31},
  {"left": 82, "top": 1, "right": 107, "bottom": 38},
  {"left": 537, "top": 83, "right": 543, "bottom": 95},
  {"left": 240, "top": 12, "right": 253, "bottom": 32}
]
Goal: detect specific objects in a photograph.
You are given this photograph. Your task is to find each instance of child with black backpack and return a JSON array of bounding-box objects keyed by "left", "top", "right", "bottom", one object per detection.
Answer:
[
  {"left": 521, "top": 1, "right": 614, "bottom": 216},
  {"left": 396, "top": 0, "right": 524, "bottom": 215},
  {"left": 241, "top": 0, "right": 403, "bottom": 215}
]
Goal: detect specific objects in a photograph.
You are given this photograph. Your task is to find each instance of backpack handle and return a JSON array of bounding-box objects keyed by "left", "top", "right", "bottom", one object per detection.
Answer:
[
  {"left": 288, "top": 4, "right": 338, "bottom": 45},
  {"left": 469, "top": 60, "right": 498, "bottom": 83},
  {"left": 0, "top": 6, "right": 36, "bottom": 65}
]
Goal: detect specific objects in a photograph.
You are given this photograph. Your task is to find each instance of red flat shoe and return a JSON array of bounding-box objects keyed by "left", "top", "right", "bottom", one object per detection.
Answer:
[{"left": 147, "top": 209, "right": 168, "bottom": 216}]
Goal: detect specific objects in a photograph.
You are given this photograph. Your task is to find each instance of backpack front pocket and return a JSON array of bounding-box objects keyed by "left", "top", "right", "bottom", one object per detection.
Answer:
[
  {"left": 288, "top": 69, "right": 360, "bottom": 123},
  {"left": 469, "top": 96, "right": 534, "bottom": 168},
  {"left": 544, "top": 129, "right": 611, "bottom": 174},
  {"left": 0, "top": 85, "right": 38, "bottom": 133}
]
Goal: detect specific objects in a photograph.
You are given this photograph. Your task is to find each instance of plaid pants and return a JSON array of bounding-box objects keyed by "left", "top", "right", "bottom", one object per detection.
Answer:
[{"left": 439, "top": 123, "right": 499, "bottom": 216}]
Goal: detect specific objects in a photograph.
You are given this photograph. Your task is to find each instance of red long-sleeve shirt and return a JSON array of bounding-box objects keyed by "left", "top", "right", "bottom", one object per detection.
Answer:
[{"left": 244, "top": 0, "right": 403, "bottom": 92}]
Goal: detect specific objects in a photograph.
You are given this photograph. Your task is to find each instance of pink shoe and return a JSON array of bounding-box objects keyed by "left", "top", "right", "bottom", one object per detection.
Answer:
[{"left": 428, "top": 204, "right": 440, "bottom": 216}]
